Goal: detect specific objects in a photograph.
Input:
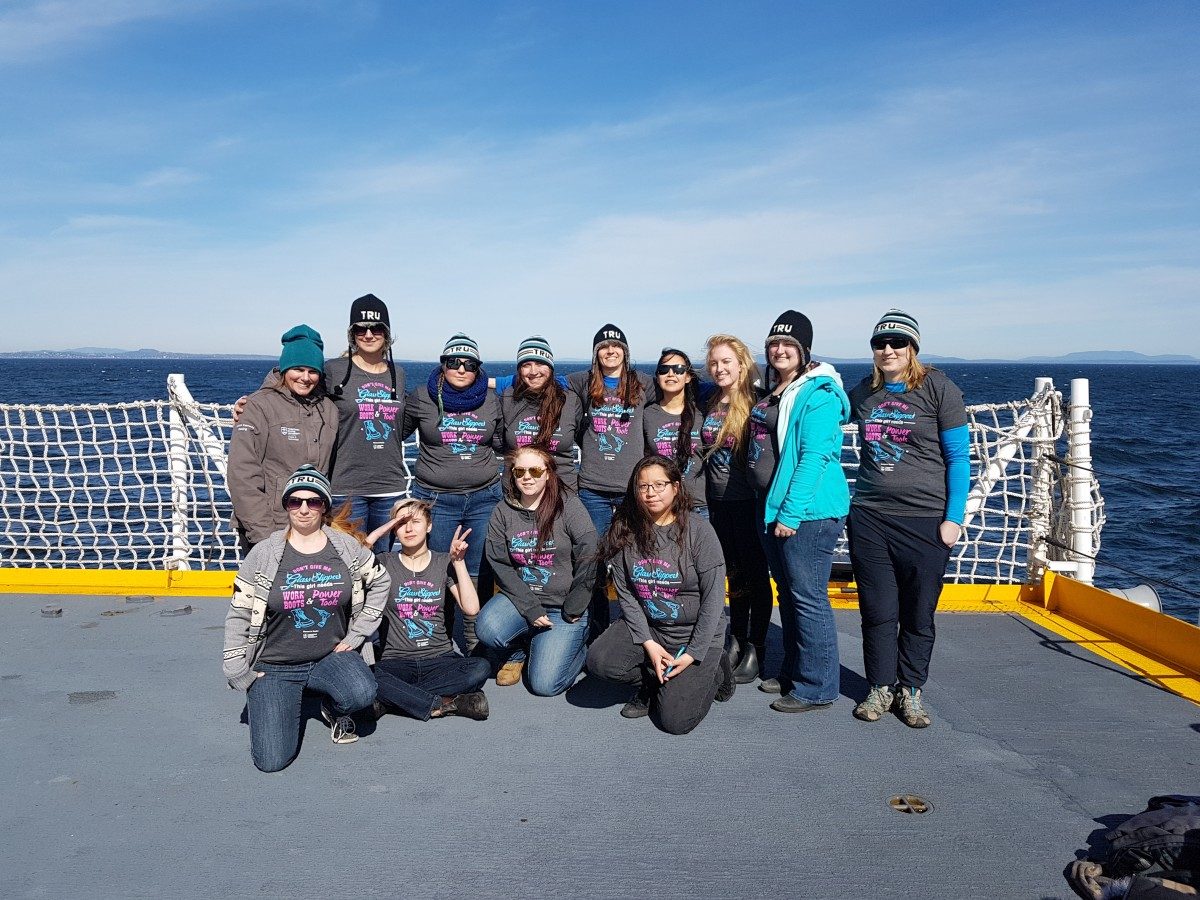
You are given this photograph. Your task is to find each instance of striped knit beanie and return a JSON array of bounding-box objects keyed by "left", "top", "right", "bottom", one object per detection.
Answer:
[
  {"left": 516, "top": 335, "right": 554, "bottom": 368},
  {"left": 871, "top": 309, "right": 921, "bottom": 352},
  {"left": 280, "top": 464, "right": 332, "bottom": 509},
  {"left": 441, "top": 332, "right": 481, "bottom": 362}
]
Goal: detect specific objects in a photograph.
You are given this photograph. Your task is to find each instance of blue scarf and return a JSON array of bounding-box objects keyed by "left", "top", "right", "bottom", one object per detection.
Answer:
[{"left": 428, "top": 367, "right": 489, "bottom": 414}]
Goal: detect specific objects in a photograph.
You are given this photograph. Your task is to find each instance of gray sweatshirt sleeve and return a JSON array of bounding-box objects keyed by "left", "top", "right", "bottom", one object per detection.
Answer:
[
  {"left": 562, "top": 499, "right": 599, "bottom": 620},
  {"left": 612, "top": 549, "right": 655, "bottom": 645},
  {"left": 685, "top": 519, "right": 727, "bottom": 664},
  {"left": 485, "top": 506, "right": 547, "bottom": 624},
  {"left": 227, "top": 395, "right": 275, "bottom": 545}
]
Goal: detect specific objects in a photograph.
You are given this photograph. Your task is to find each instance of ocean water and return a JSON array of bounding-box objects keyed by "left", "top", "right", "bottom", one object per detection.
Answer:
[{"left": 3, "top": 357, "right": 1197, "bottom": 622}]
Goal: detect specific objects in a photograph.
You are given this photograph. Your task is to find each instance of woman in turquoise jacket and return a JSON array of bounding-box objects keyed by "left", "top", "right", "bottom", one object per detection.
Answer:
[{"left": 757, "top": 311, "right": 851, "bottom": 713}]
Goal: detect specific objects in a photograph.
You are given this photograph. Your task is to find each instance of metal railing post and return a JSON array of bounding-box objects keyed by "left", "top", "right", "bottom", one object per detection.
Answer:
[
  {"left": 1067, "top": 378, "right": 1096, "bottom": 585},
  {"left": 1026, "top": 377, "right": 1056, "bottom": 582},
  {"left": 165, "top": 375, "right": 193, "bottom": 571}
]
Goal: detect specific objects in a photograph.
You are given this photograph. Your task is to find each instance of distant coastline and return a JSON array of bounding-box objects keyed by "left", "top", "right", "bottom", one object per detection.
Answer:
[{"left": 1, "top": 348, "right": 1196, "bottom": 365}]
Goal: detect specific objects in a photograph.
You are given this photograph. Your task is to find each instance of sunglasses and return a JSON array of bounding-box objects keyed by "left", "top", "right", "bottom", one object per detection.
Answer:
[
  {"left": 512, "top": 466, "right": 546, "bottom": 479},
  {"left": 656, "top": 363, "right": 689, "bottom": 376},
  {"left": 870, "top": 336, "right": 912, "bottom": 351},
  {"left": 285, "top": 495, "right": 327, "bottom": 512},
  {"left": 352, "top": 324, "right": 386, "bottom": 336},
  {"left": 442, "top": 356, "right": 481, "bottom": 373}
]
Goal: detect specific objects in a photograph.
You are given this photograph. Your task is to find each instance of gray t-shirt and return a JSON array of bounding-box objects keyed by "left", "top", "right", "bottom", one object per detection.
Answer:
[
  {"left": 700, "top": 403, "right": 754, "bottom": 504},
  {"left": 747, "top": 395, "right": 780, "bottom": 496},
  {"left": 485, "top": 495, "right": 598, "bottom": 623},
  {"left": 849, "top": 368, "right": 968, "bottom": 517},
  {"left": 259, "top": 542, "right": 352, "bottom": 665},
  {"left": 326, "top": 359, "right": 407, "bottom": 497},
  {"left": 642, "top": 403, "right": 706, "bottom": 509},
  {"left": 568, "top": 370, "right": 654, "bottom": 494},
  {"left": 378, "top": 551, "right": 456, "bottom": 660},
  {"left": 499, "top": 386, "right": 582, "bottom": 491},
  {"left": 612, "top": 517, "right": 727, "bottom": 663},
  {"left": 401, "top": 385, "right": 502, "bottom": 493}
]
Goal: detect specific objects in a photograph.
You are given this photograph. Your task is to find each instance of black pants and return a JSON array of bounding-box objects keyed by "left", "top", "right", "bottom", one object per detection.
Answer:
[
  {"left": 585, "top": 619, "right": 722, "bottom": 735},
  {"left": 709, "top": 496, "right": 773, "bottom": 649},
  {"left": 848, "top": 505, "right": 951, "bottom": 689}
]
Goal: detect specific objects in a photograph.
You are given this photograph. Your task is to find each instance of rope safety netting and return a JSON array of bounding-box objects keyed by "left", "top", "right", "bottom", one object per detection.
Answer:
[{"left": 0, "top": 377, "right": 1102, "bottom": 582}]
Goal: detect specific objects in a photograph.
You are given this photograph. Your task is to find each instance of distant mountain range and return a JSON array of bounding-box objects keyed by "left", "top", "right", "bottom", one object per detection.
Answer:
[{"left": 0, "top": 348, "right": 1196, "bottom": 364}]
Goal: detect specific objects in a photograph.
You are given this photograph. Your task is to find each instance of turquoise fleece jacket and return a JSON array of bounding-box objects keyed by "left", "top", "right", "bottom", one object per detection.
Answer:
[{"left": 763, "top": 363, "right": 852, "bottom": 529}]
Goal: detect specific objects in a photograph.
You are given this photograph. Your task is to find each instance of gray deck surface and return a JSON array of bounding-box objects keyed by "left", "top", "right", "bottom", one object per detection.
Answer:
[{"left": 2, "top": 593, "right": 1197, "bottom": 899}]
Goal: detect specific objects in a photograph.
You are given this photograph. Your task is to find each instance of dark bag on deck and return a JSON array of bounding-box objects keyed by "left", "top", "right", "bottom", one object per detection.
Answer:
[{"left": 1067, "top": 795, "right": 1200, "bottom": 899}]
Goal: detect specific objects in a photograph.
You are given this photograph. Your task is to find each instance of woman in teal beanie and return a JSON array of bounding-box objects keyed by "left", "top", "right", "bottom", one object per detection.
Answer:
[{"left": 227, "top": 325, "right": 339, "bottom": 550}]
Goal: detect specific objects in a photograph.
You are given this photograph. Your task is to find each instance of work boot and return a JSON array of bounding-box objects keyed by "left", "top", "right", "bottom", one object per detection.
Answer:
[{"left": 732, "top": 641, "right": 759, "bottom": 684}]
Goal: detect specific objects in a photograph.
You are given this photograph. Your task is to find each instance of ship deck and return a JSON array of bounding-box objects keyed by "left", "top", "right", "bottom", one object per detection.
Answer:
[{"left": 2, "top": 592, "right": 1197, "bottom": 899}]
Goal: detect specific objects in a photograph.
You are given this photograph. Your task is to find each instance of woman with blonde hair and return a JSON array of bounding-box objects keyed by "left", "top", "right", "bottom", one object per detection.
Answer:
[{"left": 701, "top": 334, "right": 772, "bottom": 682}]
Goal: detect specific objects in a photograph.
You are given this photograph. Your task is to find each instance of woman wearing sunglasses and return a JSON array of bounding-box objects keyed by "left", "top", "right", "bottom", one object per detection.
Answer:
[
  {"left": 366, "top": 499, "right": 491, "bottom": 722},
  {"left": 586, "top": 455, "right": 735, "bottom": 735},
  {"left": 701, "top": 334, "right": 773, "bottom": 683},
  {"left": 847, "top": 310, "right": 969, "bottom": 729},
  {"left": 475, "top": 447, "right": 598, "bottom": 695},
  {"left": 755, "top": 311, "right": 852, "bottom": 716},
  {"left": 323, "top": 294, "right": 407, "bottom": 553},
  {"left": 400, "top": 333, "right": 503, "bottom": 651},
  {"left": 642, "top": 348, "right": 707, "bottom": 517},
  {"left": 567, "top": 324, "right": 654, "bottom": 637},
  {"left": 499, "top": 336, "right": 581, "bottom": 491},
  {"left": 223, "top": 465, "right": 389, "bottom": 772},
  {"left": 228, "top": 325, "right": 338, "bottom": 551}
]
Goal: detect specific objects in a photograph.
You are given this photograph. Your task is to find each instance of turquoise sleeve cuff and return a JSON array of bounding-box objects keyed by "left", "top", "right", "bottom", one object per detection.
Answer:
[{"left": 940, "top": 425, "right": 970, "bottom": 524}]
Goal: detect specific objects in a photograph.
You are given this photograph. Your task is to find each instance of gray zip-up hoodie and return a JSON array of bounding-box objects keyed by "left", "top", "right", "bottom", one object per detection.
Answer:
[
  {"left": 227, "top": 383, "right": 337, "bottom": 545},
  {"left": 222, "top": 526, "right": 389, "bottom": 691}
]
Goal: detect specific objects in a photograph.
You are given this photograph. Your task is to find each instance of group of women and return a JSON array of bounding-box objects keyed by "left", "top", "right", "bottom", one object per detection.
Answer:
[{"left": 222, "top": 295, "right": 969, "bottom": 772}]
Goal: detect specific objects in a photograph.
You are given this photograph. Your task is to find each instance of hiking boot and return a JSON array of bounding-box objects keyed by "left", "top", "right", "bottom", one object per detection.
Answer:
[
  {"left": 446, "top": 691, "right": 490, "bottom": 721},
  {"left": 852, "top": 685, "right": 895, "bottom": 723},
  {"left": 894, "top": 686, "right": 931, "bottom": 728},
  {"left": 320, "top": 704, "right": 359, "bottom": 744},
  {"left": 757, "top": 677, "right": 783, "bottom": 694},
  {"left": 716, "top": 651, "right": 736, "bottom": 702},
  {"left": 620, "top": 688, "right": 650, "bottom": 719},
  {"left": 496, "top": 659, "right": 525, "bottom": 687}
]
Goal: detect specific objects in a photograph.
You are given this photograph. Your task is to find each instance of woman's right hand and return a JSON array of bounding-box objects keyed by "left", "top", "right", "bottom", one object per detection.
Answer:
[
  {"left": 231, "top": 394, "right": 249, "bottom": 424},
  {"left": 642, "top": 640, "right": 673, "bottom": 683}
]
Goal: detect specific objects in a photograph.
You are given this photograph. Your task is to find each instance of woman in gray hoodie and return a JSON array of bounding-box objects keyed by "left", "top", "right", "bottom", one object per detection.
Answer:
[{"left": 475, "top": 446, "right": 598, "bottom": 696}]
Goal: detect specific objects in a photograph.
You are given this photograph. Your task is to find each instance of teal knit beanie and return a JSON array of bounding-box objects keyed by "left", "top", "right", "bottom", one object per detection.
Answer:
[{"left": 279, "top": 324, "right": 325, "bottom": 372}]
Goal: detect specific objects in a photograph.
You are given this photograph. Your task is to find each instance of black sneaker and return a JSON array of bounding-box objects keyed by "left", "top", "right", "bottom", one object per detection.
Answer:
[
  {"left": 447, "top": 691, "right": 490, "bottom": 721},
  {"left": 620, "top": 690, "right": 650, "bottom": 719}
]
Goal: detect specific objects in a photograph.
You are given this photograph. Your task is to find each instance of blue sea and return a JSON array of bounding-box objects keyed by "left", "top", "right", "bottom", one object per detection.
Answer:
[{"left": 4, "top": 357, "right": 1197, "bottom": 623}]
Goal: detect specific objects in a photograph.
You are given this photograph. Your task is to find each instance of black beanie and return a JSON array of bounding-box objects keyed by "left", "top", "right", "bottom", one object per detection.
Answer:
[
  {"left": 766, "top": 310, "right": 813, "bottom": 351},
  {"left": 593, "top": 323, "right": 628, "bottom": 350},
  {"left": 349, "top": 293, "right": 390, "bottom": 331}
]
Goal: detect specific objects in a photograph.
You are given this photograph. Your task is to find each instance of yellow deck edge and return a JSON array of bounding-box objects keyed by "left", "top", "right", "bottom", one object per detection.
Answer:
[{"left": 3, "top": 567, "right": 1197, "bottom": 703}]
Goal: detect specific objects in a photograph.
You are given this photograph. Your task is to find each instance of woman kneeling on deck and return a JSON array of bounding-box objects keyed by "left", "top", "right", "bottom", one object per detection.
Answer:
[
  {"left": 475, "top": 447, "right": 598, "bottom": 695},
  {"left": 366, "top": 499, "right": 491, "bottom": 721},
  {"left": 222, "top": 465, "right": 388, "bottom": 772},
  {"left": 586, "top": 455, "right": 735, "bottom": 734}
]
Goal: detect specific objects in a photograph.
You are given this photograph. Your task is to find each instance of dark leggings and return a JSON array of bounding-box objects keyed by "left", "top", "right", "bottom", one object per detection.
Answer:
[
  {"left": 709, "top": 496, "right": 773, "bottom": 649},
  {"left": 585, "top": 619, "right": 722, "bottom": 735},
  {"left": 847, "top": 505, "right": 951, "bottom": 689}
]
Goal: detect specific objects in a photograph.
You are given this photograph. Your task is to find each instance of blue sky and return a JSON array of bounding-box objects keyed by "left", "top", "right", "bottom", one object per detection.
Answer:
[{"left": 1, "top": 1, "right": 1197, "bottom": 361}]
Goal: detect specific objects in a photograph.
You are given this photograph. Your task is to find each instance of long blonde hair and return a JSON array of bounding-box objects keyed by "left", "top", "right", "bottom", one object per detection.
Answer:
[{"left": 703, "top": 334, "right": 760, "bottom": 461}]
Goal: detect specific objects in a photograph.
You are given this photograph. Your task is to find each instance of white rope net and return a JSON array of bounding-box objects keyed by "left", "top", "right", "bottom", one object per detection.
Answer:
[{"left": 0, "top": 376, "right": 1099, "bottom": 582}]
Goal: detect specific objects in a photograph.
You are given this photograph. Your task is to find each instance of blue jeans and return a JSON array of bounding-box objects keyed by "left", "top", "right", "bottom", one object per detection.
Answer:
[
  {"left": 577, "top": 488, "right": 624, "bottom": 639},
  {"left": 245, "top": 652, "right": 377, "bottom": 773},
  {"left": 374, "top": 653, "right": 491, "bottom": 720},
  {"left": 762, "top": 517, "right": 844, "bottom": 705},
  {"left": 333, "top": 494, "right": 403, "bottom": 554},
  {"left": 411, "top": 480, "right": 502, "bottom": 580},
  {"left": 474, "top": 595, "right": 589, "bottom": 696}
]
